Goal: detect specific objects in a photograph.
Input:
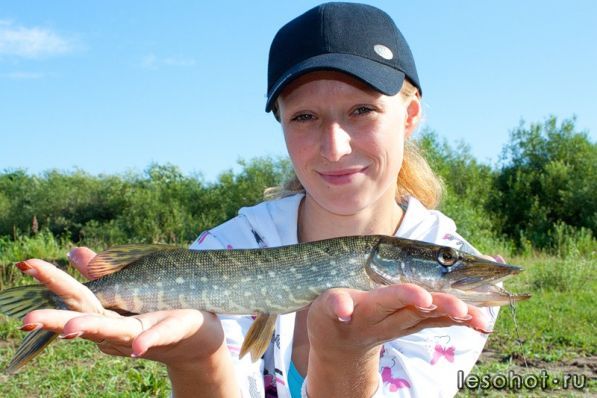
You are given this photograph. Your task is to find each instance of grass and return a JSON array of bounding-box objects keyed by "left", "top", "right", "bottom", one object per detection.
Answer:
[
  {"left": 492, "top": 254, "right": 595, "bottom": 360},
  {"left": 0, "top": 317, "right": 169, "bottom": 397},
  {"left": 0, "top": 231, "right": 76, "bottom": 290},
  {"left": 0, "top": 233, "right": 172, "bottom": 396},
  {"left": 458, "top": 253, "right": 596, "bottom": 396},
  {"left": 0, "top": 233, "right": 595, "bottom": 396}
]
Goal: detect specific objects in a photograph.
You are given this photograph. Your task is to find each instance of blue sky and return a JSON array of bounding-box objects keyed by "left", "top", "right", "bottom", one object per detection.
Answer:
[{"left": 1, "top": 1, "right": 595, "bottom": 181}]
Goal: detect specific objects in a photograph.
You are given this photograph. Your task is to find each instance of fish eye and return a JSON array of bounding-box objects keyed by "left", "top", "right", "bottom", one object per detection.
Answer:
[{"left": 437, "top": 247, "right": 459, "bottom": 267}]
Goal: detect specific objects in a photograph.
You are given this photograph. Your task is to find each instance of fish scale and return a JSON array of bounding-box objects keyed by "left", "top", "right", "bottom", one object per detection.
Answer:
[
  {"left": 0, "top": 234, "right": 530, "bottom": 372},
  {"left": 90, "top": 237, "right": 375, "bottom": 315}
]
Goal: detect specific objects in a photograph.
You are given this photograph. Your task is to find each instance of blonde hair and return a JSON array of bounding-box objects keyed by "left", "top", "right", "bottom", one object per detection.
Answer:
[{"left": 265, "top": 80, "right": 444, "bottom": 209}]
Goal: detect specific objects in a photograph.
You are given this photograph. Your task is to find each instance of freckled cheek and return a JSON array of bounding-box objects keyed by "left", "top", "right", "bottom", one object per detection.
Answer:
[{"left": 285, "top": 136, "right": 313, "bottom": 176}]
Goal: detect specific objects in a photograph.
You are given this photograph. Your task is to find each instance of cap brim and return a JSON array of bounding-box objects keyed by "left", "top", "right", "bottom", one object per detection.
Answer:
[{"left": 265, "top": 53, "right": 406, "bottom": 112}]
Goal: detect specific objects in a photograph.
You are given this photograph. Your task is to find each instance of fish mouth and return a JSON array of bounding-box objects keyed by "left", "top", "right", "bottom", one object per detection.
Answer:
[
  {"left": 448, "top": 257, "right": 524, "bottom": 290},
  {"left": 448, "top": 283, "right": 531, "bottom": 306}
]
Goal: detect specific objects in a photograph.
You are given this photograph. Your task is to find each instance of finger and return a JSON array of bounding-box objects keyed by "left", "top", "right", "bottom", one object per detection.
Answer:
[
  {"left": 369, "top": 283, "right": 434, "bottom": 316},
  {"left": 494, "top": 254, "right": 506, "bottom": 264},
  {"left": 429, "top": 292, "right": 470, "bottom": 319},
  {"left": 22, "top": 309, "right": 87, "bottom": 333},
  {"left": 479, "top": 254, "right": 506, "bottom": 264},
  {"left": 131, "top": 310, "right": 207, "bottom": 357},
  {"left": 67, "top": 247, "right": 98, "bottom": 280},
  {"left": 368, "top": 289, "right": 470, "bottom": 340},
  {"left": 400, "top": 313, "right": 493, "bottom": 336},
  {"left": 397, "top": 303, "right": 491, "bottom": 333},
  {"left": 321, "top": 289, "right": 356, "bottom": 322},
  {"left": 16, "top": 259, "right": 104, "bottom": 314},
  {"left": 62, "top": 314, "right": 142, "bottom": 345},
  {"left": 97, "top": 343, "right": 132, "bottom": 357},
  {"left": 465, "top": 304, "right": 492, "bottom": 332},
  {"left": 400, "top": 316, "right": 471, "bottom": 335}
]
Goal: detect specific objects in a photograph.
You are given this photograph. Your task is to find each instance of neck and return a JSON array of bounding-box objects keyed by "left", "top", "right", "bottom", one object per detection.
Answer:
[{"left": 298, "top": 193, "right": 405, "bottom": 243}]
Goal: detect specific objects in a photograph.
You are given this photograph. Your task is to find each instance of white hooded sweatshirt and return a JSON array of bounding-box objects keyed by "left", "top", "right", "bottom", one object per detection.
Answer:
[{"left": 189, "top": 194, "right": 495, "bottom": 398}]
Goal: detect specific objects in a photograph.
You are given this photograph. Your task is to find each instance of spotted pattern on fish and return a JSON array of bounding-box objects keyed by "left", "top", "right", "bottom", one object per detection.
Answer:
[{"left": 0, "top": 234, "right": 530, "bottom": 373}]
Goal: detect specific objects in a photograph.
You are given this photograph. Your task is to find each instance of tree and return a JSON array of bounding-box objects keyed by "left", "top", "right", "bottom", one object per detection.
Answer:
[
  {"left": 416, "top": 129, "right": 498, "bottom": 248},
  {"left": 490, "top": 116, "right": 596, "bottom": 248}
]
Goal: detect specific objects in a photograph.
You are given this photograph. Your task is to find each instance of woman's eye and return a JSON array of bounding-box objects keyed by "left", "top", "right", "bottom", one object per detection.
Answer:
[
  {"left": 353, "top": 106, "right": 374, "bottom": 116},
  {"left": 291, "top": 113, "right": 315, "bottom": 122}
]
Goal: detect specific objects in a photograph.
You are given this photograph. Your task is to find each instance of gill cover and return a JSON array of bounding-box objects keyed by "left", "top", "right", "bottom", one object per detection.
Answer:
[{"left": 364, "top": 238, "right": 403, "bottom": 286}]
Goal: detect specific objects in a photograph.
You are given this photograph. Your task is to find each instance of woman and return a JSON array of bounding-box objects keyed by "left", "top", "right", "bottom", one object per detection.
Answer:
[{"left": 17, "top": 3, "right": 496, "bottom": 397}]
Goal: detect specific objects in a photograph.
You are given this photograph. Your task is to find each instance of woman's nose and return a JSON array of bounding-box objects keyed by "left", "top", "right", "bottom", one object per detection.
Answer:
[{"left": 320, "top": 122, "right": 352, "bottom": 162}]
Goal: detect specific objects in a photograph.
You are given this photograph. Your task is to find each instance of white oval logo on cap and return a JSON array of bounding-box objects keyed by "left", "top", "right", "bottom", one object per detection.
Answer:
[{"left": 374, "top": 44, "right": 393, "bottom": 60}]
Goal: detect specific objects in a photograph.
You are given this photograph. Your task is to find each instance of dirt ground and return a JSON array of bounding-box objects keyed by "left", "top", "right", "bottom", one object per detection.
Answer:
[
  {"left": 471, "top": 349, "right": 595, "bottom": 396},
  {"left": 478, "top": 349, "right": 595, "bottom": 378}
]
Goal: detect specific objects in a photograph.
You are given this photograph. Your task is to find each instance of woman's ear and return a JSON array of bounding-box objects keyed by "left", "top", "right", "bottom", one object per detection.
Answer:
[{"left": 404, "top": 97, "right": 421, "bottom": 139}]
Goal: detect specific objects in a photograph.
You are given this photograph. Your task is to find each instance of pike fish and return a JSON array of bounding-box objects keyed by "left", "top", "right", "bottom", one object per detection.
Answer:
[{"left": 0, "top": 235, "right": 529, "bottom": 373}]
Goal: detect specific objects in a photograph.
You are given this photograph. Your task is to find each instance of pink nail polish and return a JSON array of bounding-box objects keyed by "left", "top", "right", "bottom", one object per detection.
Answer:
[
  {"left": 58, "top": 331, "right": 83, "bottom": 340},
  {"left": 20, "top": 323, "right": 43, "bottom": 332}
]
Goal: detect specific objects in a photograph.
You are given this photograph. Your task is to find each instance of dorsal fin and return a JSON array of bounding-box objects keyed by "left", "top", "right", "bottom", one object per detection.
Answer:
[{"left": 88, "top": 244, "right": 179, "bottom": 279}]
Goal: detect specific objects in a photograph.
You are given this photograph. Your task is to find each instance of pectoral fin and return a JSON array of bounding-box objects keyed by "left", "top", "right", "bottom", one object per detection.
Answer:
[{"left": 240, "top": 313, "right": 277, "bottom": 361}]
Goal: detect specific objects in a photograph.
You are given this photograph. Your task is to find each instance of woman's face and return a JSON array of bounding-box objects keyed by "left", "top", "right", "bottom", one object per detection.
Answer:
[{"left": 277, "top": 71, "right": 420, "bottom": 216}]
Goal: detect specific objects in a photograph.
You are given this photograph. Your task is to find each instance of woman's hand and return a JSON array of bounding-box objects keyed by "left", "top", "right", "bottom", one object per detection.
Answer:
[
  {"left": 304, "top": 253, "right": 503, "bottom": 398},
  {"left": 309, "top": 284, "right": 487, "bottom": 354},
  {"left": 17, "top": 248, "right": 240, "bottom": 398}
]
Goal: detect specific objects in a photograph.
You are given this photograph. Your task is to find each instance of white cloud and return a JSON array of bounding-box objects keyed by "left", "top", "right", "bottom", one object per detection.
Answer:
[
  {"left": 141, "top": 53, "right": 196, "bottom": 69},
  {"left": 0, "top": 20, "right": 73, "bottom": 58}
]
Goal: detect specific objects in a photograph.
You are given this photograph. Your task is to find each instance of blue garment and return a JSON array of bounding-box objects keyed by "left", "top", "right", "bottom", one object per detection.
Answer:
[{"left": 288, "top": 360, "right": 305, "bottom": 398}]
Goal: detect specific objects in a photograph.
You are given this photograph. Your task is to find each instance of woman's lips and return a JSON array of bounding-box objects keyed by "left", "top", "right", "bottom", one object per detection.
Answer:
[{"left": 317, "top": 167, "right": 368, "bottom": 185}]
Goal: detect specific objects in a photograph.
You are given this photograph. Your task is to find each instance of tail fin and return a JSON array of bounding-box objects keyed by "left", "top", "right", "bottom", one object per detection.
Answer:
[
  {"left": 0, "top": 284, "right": 63, "bottom": 373},
  {"left": 5, "top": 329, "right": 57, "bottom": 374},
  {"left": 0, "top": 285, "right": 59, "bottom": 318}
]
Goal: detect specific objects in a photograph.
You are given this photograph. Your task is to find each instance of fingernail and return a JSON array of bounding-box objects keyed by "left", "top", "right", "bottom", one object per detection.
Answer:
[
  {"left": 58, "top": 331, "right": 84, "bottom": 340},
  {"left": 16, "top": 261, "right": 37, "bottom": 276},
  {"left": 131, "top": 350, "right": 146, "bottom": 358},
  {"left": 474, "top": 327, "right": 493, "bottom": 334},
  {"left": 67, "top": 249, "right": 77, "bottom": 264},
  {"left": 415, "top": 304, "right": 437, "bottom": 313},
  {"left": 338, "top": 316, "right": 352, "bottom": 323},
  {"left": 20, "top": 323, "right": 43, "bottom": 332},
  {"left": 450, "top": 314, "right": 473, "bottom": 322},
  {"left": 16, "top": 261, "right": 31, "bottom": 271}
]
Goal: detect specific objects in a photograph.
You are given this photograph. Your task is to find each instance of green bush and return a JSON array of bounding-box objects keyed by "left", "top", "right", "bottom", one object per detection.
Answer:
[
  {"left": 0, "top": 118, "right": 594, "bottom": 256},
  {"left": 0, "top": 158, "right": 290, "bottom": 246},
  {"left": 490, "top": 116, "right": 596, "bottom": 249},
  {"left": 416, "top": 129, "right": 504, "bottom": 253}
]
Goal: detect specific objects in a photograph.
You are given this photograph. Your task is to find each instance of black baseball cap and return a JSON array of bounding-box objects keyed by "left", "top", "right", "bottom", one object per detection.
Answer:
[{"left": 265, "top": 2, "right": 422, "bottom": 112}]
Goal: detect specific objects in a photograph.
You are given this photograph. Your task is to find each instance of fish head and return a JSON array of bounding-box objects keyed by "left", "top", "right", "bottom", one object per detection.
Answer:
[
  {"left": 366, "top": 236, "right": 530, "bottom": 305},
  {"left": 443, "top": 251, "right": 523, "bottom": 288}
]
